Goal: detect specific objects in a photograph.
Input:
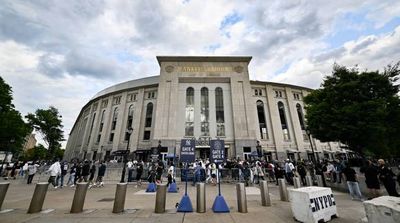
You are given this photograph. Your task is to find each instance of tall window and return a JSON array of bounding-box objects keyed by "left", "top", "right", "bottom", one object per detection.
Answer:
[
  {"left": 257, "top": 100, "right": 268, "bottom": 139},
  {"left": 125, "top": 105, "right": 134, "bottom": 140},
  {"left": 87, "top": 113, "right": 96, "bottom": 144},
  {"left": 296, "top": 104, "right": 306, "bottom": 130},
  {"left": 215, "top": 87, "right": 225, "bottom": 136},
  {"left": 278, "top": 101, "right": 290, "bottom": 140},
  {"left": 99, "top": 110, "right": 105, "bottom": 132},
  {"left": 143, "top": 102, "right": 153, "bottom": 140},
  {"left": 185, "top": 87, "right": 194, "bottom": 136},
  {"left": 145, "top": 103, "right": 153, "bottom": 128},
  {"left": 200, "top": 87, "right": 209, "bottom": 136},
  {"left": 111, "top": 107, "right": 119, "bottom": 130}
]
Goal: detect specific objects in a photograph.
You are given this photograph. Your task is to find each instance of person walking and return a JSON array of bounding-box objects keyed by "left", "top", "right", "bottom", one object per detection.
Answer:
[
  {"left": 127, "top": 160, "right": 134, "bottom": 183},
  {"left": 58, "top": 161, "right": 68, "bottom": 188},
  {"left": 136, "top": 160, "right": 143, "bottom": 187},
  {"left": 67, "top": 163, "right": 77, "bottom": 187},
  {"left": 27, "top": 161, "right": 39, "bottom": 184},
  {"left": 360, "top": 160, "right": 380, "bottom": 199},
  {"left": 47, "top": 159, "right": 61, "bottom": 188},
  {"left": 192, "top": 162, "right": 202, "bottom": 186},
  {"left": 284, "top": 159, "right": 295, "bottom": 185},
  {"left": 297, "top": 161, "right": 307, "bottom": 186},
  {"left": 342, "top": 162, "right": 364, "bottom": 201},
  {"left": 74, "top": 162, "right": 82, "bottom": 185},
  {"left": 378, "top": 159, "right": 399, "bottom": 197},
  {"left": 167, "top": 164, "right": 174, "bottom": 187},
  {"left": 95, "top": 161, "right": 106, "bottom": 187},
  {"left": 88, "top": 162, "right": 96, "bottom": 188},
  {"left": 81, "top": 160, "right": 90, "bottom": 182}
]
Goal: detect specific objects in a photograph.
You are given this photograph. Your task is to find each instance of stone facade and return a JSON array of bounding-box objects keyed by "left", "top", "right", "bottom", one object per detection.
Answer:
[{"left": 64, "top": 56, "right": 343, "bottom": 162}]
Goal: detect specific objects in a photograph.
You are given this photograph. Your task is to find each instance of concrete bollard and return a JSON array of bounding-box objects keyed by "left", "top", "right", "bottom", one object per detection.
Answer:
[
  {"left": 0, "top": 182, "right": 10, "bottom": 210},
  {"left": 316, "top": 175, "right": 324, "bottom": 187},
  {"left": 27, "top": 182, "right": 49, "bottom": 213},
  {"left": 306, "top": 176, "right": 313, "bottom": 186},
  {"left": 260, "top": 180, "right": 271, "bottom": 206},
  {"left": 278, "top": 179, "right": 288, "bottom": 202},
  {"left": 154, "top": 184, "right": 167, "bottom": 213},
  {"left": 236, "top": 183, "right": 247, "bottom": 213},
  {"left": 113, "top": 183, "right": 127, "bottom": 213},
  {"left": 70, "top": 183, "right": 89, "bottom": 213},
  {"left": 293, "top": 177, "right": 301, "bottom": 189},
  {"left": 196, "top": 183, "right": 206, "bottom": 213}
]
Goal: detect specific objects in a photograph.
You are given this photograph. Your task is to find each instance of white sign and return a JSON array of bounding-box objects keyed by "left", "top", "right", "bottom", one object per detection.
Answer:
[{"left": 289, "top": 187, "right": 338, "bottom": 223}]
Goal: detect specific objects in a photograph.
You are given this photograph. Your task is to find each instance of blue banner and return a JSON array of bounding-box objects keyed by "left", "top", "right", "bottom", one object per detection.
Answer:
[
  {"left": 180, "top": 139, "right": 195, "bottom": 163},
  {"left": 210, "top": 139, "right": 225, "bottom": 164}
]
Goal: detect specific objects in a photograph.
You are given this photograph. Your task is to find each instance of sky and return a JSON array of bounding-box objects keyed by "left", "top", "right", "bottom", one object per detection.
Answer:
[{"left": 1, "top": 0, "right": 400, "bottom": 148}]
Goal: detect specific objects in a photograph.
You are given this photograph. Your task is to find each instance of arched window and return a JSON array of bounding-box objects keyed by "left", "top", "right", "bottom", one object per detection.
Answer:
[
  {"left": 278, "top": 101, "right": 290, "bottom": 140},
  {"left": 99, "top": 110, "right": 105, "bottom": 132},
  {"left": 215, "top": 87, "right": 225, "bottom": 136},
  {"left": 257, "top": 100, "right": 268, "bottom": 139},
  {"left": 125, "top": 105, "right": 134, "bottom": 140},
  {"left": 111, "top": 107, "right": 119, "bottom": 130},
  {"left": 201, "top": 87, "right": 209, "bottom": 136},
  {"left": 296, "top": 104, "right": 305, "bottom": 130},
  {"left": 185, "top": 87, "right": 194, "bottom": 136}
]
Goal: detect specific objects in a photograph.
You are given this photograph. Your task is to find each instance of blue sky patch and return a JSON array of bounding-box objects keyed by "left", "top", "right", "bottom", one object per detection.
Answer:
[
  {"left": 220, "top": 11, "right": 243, "bottom": 30},
  {"left": 325, "top": 11, "right": 400, "bottom": 49}
]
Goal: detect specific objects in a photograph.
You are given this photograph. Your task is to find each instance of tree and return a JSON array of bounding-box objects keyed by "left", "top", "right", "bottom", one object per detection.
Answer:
[
  {"left": 26, "top": 106, "right": 64, "bottom": 158},
  {"left": 304, "top": 63, "right": 400, "bottom": 157},
  {"left": 21, "top": 144, "right": 48, "bottom": 161},
  {"left": 0, "top": 77, "right": 32, "bottom": 156}
]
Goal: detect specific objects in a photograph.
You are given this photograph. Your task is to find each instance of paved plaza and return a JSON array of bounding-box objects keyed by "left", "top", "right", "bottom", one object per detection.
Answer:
[{"left": 0, "top": 178, "right": 367, "bottom": 223}]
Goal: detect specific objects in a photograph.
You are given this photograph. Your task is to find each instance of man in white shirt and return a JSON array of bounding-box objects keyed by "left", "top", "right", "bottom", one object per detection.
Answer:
[
  {"left": 47, "top": 159, "right": 61, "bottom": 188},
  {"left": 127, "top": 160, "right": 134, "bottom": 182},
  {"left": 284, "top": 159, "right": 295, "bottom": 185}
]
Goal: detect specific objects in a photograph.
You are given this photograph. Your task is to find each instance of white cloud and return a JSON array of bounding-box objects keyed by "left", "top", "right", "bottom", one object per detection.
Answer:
[{"left": 274, "top": 26, "right": 400, "bottom": 88}]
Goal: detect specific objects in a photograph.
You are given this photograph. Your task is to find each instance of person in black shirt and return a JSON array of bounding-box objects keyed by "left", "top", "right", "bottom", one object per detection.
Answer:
[
  {"left": 360, "top": 160, "right": 380, "bottom": 199},
  {"left": 342, "top": 163, "right": 364, "bottom": 201},
  {"left": 81, "top": 160, "right": 90, "bottom": 182},
  {"left": 378, "top": 159, "right": 399, "bottom": 197}
]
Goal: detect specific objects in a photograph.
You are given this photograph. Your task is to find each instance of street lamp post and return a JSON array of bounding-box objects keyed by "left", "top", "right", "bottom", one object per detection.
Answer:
[
  {"left": 306, "top": 129, "right": 318, "bottom": 163},
  {"left": 120, "top": 127, "right": 133, "bottom": 183}
]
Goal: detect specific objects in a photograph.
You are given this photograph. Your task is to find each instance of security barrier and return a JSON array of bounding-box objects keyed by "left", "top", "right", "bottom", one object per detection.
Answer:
[
  {"left": 196, "top": 183, "right": 206, "bottom": 213},
  {"left": 260, "top": 180, "right": 271, "bottom": 206},
  {"left": 112, "top": 183, "right": 127, "bottom": 213},
  {"left": 27, "top": 182, "right": 49, "bottom": 213},
  {"left": 278, "top": 179, "right": 288, "bottom": 202},
  {"left": 0, "top": 182, "right": 10, "bottom": 210},
  {"left": 236, "top": 183, "right": 247, "bottom": 213},
  {"left": 154, "top": 184, "right": 167, "bottom": 213},
  {"left": 70, "top": 183, "right": 89, "bottom": 213}
]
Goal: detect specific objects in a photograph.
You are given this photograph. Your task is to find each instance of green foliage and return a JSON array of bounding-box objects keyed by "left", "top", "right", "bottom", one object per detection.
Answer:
[
  {"left": 53, "top": 148, "right": 65, "bottom": 160},
  {"left": 304, "top": 63, "right": 400, "bottom": 157},
  {"left": 21, "top": 144, "right": 48, "bottom": 161},
  {"left": 0, "top": 76, "right": 32, "bottom": 155},
  {"left": 0, "top": 76, "right": 13, "bottom": 112},
  {"left": 26, "top": 106, "right": 64, "bottom": 158}
]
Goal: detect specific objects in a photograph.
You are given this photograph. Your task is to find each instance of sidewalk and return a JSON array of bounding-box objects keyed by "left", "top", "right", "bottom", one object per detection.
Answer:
[{"left": 0, "top": 178, "right": 368, "bottom": 223}]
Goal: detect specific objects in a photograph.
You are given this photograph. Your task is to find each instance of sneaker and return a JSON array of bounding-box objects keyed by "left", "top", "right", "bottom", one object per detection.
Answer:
[
  {"left": 54, "top": 186, "right": 58, "bottom": 189},
  {"left": 70, "top": 184, "right": 75, "bottom": 188}
]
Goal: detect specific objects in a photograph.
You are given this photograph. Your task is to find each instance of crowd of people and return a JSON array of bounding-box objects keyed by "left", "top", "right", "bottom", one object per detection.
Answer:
[{"left": 1, "top": 156, "right": 399, "bottom": 201}]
